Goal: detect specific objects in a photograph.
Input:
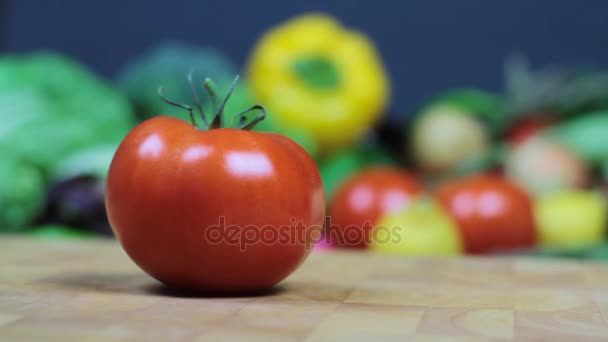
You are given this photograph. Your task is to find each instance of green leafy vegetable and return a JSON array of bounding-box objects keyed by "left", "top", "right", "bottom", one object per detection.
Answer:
[
  {"left": 0, "top": 51, "right": 135, "bottom": 180},
  {"left": 504, "top": 56, "right": 608, "bottom": 117},
  {"left": 28, "top": 224, "right": 94, "bottom": 240},
  {"left": 550, "top": 111, "right": 608, "bottom": 163},
  {"left": 0, "top": 155, "right": 46, "bottom": 232}
]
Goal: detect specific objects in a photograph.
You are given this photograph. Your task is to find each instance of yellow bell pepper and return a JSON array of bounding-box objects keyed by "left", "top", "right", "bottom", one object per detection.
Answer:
[{"left": 247, "top": 14, "right": 390, "bottom": 152}]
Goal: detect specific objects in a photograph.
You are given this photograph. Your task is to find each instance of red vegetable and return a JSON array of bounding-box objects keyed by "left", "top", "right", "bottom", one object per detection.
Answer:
[
  {"left": 436, "top": 175, "right": 536, "bottom": 254},
  {"left": 508, "top": 117, "right": 554, "bottom": 146},
  {"left": 106, "top": 77, "right": 324, "bottom": 293},
  {"left": 327, "top": 168, "right": 422, "bottom": 249},
  {"left": 505, "top": 136, "right": 589, "bottom": 195}
]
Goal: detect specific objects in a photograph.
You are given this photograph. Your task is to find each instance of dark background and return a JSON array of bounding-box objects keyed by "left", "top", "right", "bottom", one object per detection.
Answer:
[{"left": 2, "top": 0, "right": 607, "bottom": 117}]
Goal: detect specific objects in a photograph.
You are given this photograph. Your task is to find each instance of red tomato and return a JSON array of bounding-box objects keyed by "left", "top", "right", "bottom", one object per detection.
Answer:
[
  {"left": 508, "top": 117, "right": 555, "bottom": 146},
  {"left": 106, "top": 116, "right": 324, "bottom": 292},
  {"left": 436, "top": 175, "right": 536, "bottom": 254},
  {"left": 327, "top": 168, "right": 422, "bottom": 249}
]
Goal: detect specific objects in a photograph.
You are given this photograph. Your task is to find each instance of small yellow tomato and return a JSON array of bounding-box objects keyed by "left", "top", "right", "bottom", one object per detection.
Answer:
[
  {"left": 535, "top": 190, "right": 607, "bottom": 248},
  {"left": 371, "top": 199, "right": 463, "bottom": 256}
]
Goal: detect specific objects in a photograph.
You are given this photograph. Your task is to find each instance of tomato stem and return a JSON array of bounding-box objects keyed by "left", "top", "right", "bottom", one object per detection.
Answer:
[
  {"left": 231, "top": 105, "right": 267, "bottom": 130},
  {"left": 158, "top": 73, "right": 267, "bottom": 131},
  {"left": 205, "top": 75, "right": 239, "bottom": 129},
  {"left": 203, "top": 78, "right": 219, "bottom": 127},
  {"left": 187, "top": 70, "right": 207, "bottom": 126},
  {"left": 158, "top": 86, "right": 197, "bottom": 126}
]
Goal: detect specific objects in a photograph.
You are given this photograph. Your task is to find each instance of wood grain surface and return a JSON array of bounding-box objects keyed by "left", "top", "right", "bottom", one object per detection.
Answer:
[{"left": 1, "top": 237, "right": 608, "bottom": 341}]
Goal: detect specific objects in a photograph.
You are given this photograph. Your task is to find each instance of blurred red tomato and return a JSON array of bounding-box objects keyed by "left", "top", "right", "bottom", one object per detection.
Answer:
[
  {"left": 508, "top": 117, "right": 554, "bottom": 146},
  {"left": 436, "top": 175, "right": 536, "bottom": 254},
  {"left": 505, "top": 136, "right": 589, "bottom": 195},
  {"left": 327, "top": 168, "right": 422, "bottom": 249}
]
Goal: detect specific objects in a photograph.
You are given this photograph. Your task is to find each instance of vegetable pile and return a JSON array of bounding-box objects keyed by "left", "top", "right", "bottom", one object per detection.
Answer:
[
  {"left": 0, "top": 52, "right": 134, "bottom": 235},
  {"left": 321, "top": 54, "right": 608, "bottom": 259},
  {"left": 3, "top": 13, "right": 608, "bottom": 262}
]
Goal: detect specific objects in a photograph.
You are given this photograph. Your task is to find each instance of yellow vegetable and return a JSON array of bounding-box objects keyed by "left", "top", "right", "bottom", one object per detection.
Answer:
[
  {"left": 535, "top": 190, "right": 607, "bottom": 248},
  {"left": 371, "top": 199, "right": 463, "bottom": 256},
  {"left": 411, "top": 104, "right": 489, "bottom": 173},
  {"left": 247, "top": 14, "right": 390, "bottom": 151}
]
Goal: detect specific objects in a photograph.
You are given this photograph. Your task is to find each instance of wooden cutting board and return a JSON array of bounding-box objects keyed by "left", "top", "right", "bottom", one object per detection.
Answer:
[{"left": 1, "top": 237, "right": 608, "bottom": 341}]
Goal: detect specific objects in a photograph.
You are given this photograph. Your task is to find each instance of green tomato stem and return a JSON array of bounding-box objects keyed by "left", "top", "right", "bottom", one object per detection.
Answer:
[
  {"left": 231, "top": 105, "right": 267, "bottom": 130},
  {"left": 187, "top": 70, "right": 207, "bottom": 126},
  {"left": 204, "top": 78, "right": 220, "bottom": 128},
  {"left": 158, "top": 73, "right": 266, "bottom": 131},
  {"left": 158, "top": 86, "right": 196, "bottom": 126}
]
